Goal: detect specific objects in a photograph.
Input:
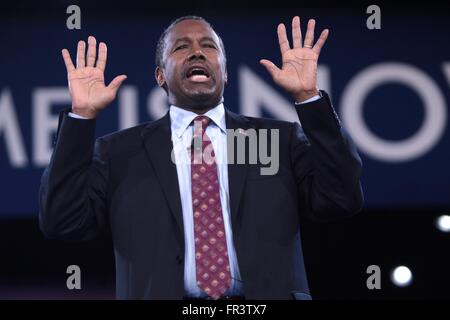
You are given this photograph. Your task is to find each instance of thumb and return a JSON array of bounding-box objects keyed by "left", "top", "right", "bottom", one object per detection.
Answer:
[
  {"left": 107, "top": 75, "right": 127, "bottom": 92},
  {"left": 259, "top": 59, "right": 280, "bottom": 80}
]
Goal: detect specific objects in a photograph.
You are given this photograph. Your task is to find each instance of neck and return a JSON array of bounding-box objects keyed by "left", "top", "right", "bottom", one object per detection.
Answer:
[{"left": 181, "top": 106, "right": 217, "bottom": 115}]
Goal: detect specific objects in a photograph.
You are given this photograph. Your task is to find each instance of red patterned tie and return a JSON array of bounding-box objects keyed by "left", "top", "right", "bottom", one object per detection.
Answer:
[{"left": 191, "top": 115, "right": 231, "bottom": 299}]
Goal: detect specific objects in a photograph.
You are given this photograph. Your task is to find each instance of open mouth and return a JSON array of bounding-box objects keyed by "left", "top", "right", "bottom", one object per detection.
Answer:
[{"left": 185, "top": 65, "right": 211, "bottom": 82}]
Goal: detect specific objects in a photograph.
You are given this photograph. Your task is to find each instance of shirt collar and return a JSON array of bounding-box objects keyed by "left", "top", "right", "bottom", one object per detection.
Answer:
[{"left": 169, "top": 103, "right": 226, "bottom": 139}]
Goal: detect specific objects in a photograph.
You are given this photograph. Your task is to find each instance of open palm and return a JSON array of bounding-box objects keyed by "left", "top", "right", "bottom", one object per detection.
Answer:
[
  {"left": 62, "top": 36, "right": 127, "bottom": 118},
  {"left": 260, "top": 17, "right": 329, "bottom": 102}
]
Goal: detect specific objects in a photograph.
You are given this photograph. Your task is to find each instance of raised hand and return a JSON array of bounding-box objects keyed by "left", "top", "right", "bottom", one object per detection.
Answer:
[
  {"left": 260, "top": 16, "right": 329, "bottom": 102},
  {"left": 62, "top": 36, "right": 127, "bottom": 119}
]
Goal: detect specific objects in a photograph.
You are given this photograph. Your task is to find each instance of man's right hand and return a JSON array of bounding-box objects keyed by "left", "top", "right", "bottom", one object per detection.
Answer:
[{"left": 62, "top": 36, "right": 127, "bottom": 119}]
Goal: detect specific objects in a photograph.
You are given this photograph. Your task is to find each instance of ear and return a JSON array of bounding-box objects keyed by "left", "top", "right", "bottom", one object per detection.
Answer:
[
  {"left": 155, "top": 66, "right": 166, "bottom": 88},
  {"left": 224, "top": 69, "right": 228, "bottom": 85}
]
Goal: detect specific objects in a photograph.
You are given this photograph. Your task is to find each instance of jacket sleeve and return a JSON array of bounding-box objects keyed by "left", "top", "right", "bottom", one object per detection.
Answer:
[
  {"left": 290, "top": 91, "right": 364, "bottom": 222},
  {"left": 39, "top": 110, "right": 109, "bottom": 241}
]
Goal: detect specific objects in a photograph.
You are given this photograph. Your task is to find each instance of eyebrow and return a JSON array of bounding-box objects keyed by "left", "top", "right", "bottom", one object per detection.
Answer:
[{"left": 172, "top": 36, "right": 218, "bottom": 46}]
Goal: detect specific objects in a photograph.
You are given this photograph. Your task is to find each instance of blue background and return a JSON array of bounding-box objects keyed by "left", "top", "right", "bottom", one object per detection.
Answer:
[{"left": 1, "top": 12, "right": 449, "bottom": 216}]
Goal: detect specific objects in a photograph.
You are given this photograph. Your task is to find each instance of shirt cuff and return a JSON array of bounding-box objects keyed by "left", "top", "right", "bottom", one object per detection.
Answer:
[
  {"left": 294, "top": 94, "right": 321, "bottom": 105},
  {"left": 68, "top": 112, "right": 90, "bottom": 120}
]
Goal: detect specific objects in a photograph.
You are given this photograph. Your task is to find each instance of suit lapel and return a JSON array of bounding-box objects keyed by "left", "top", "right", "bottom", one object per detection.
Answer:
[
  {"left": 139, "top": 109, "right": 252, "bottom": 236},
  {"left": 225, "top": 109, "right": 252, "bottom": 224},
  {"left": 141, "top": 113, "right": 184, "bottom": 236}
]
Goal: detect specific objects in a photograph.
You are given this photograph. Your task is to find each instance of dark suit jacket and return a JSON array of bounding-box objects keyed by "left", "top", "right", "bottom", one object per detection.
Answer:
[{"left": 39, "top": 91, "right": 363, "bottom": 300}]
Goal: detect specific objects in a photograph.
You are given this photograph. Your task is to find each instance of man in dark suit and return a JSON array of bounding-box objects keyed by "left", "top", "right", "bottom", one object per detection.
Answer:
[{"left": 39, "top": 15, "right": 363, "bottom": 300}]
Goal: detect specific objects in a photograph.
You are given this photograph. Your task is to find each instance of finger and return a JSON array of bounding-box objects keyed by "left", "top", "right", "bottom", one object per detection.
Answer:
[
  {"left": 76, "top": 40, "right": 86, "bottom": 68},
  {"left": 97, "top": 42, "right": 107, "bottom": 71},
  {"left": 277, "top": 23, "right": 290, "bottom": 55},
  {"left": 313, "top": 29, "right": 329, "bottom": 55},
  {"left": 86, "top": 36, "right": 97, "bottom": 67},
  {"left": 259, "top": 59, "right": 281, "bottom": 80},
  {"left": 107, "top": 75, "right": 127, "bottom": 92},
  {"left": 292, "top": 16, "right": 302, "bottom": 48},
  {"left": 303, "top": 19, "right": 315, "bottom": 48},
  {"left": 61, "top": 49, "right": 75, "bottom": 72}
]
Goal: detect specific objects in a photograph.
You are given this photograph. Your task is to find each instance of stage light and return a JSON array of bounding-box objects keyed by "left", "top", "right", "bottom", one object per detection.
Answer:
[
  {"left": 436, "top": 215, "right": 450, "bottom": 232},
  {"left": 391, "top": 266, "right": 412, "bottom": 287}
]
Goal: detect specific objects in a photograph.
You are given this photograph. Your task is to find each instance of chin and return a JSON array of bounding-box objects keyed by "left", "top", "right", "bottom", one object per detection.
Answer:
[{"left": 185, "top": 88, "right": 217, "bottom": 103}]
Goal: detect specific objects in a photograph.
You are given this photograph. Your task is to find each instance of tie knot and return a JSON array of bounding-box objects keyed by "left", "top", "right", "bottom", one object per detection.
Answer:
[{"left": 192, "top": 115, "right": 211, "bottom": 133}]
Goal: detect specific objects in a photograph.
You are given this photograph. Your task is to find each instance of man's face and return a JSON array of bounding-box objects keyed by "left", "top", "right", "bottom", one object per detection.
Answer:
[{"left": 156, "top": 19, "right": 227, "bottom": 110}]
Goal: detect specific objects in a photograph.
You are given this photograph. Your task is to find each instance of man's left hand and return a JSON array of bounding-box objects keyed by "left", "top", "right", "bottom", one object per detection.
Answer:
[{"left": 260, "top": 16, "right": 329, "bottom": 103}]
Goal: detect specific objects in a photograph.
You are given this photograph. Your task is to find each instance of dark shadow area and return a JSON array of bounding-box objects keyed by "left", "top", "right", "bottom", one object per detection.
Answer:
[{"left": 1, "top": 208, "right": 449, "bottom": 299}]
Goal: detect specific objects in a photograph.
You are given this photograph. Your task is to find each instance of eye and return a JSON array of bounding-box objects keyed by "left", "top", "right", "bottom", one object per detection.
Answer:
[
  {"left": 174, "top": 44, "right": 188, "bottom": 51},
  {"left": 204, "top": 43, "right": 217, "bottom": 49}
]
